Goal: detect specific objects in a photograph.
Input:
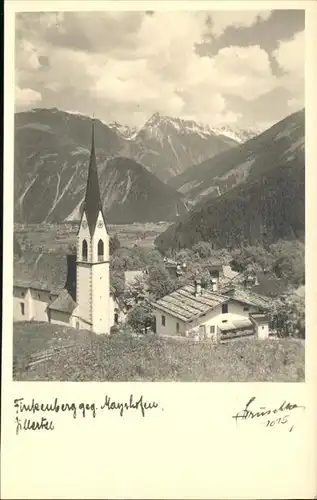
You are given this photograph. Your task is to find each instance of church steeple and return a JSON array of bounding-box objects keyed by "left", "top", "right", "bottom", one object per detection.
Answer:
[{"left": 83, "top": 117, "right": 105, "bottom": 235}]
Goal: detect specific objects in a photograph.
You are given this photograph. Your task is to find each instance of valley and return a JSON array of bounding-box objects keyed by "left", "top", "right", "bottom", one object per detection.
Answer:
[{"left": 14, "top": 221, "right": 171, "bottom": 254}]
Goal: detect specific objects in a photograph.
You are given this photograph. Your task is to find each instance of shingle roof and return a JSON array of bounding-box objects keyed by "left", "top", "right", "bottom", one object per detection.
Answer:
[
  {"left": 14, "top": 250, "right": 116, "bottom": 301},
  {"left": 48, "top": 289, "right": 77, "bottom": 314},
  {"left": 250, "top": 313, "right": 269, "bottom": 323},
  {"left": 81, "top": 119, "right": 106, "bottom": 236},
  {"left": 153, "top": 282, "right": 273, "bottom": 322},
  {"left": 221, "top": 286, "right": 273, "bottom": 310},
  {"left": 14, "top": 252, "right": 75, "bottom": 295},
  {"left": 153, "top": 284, "right": 229, "bottom": 322}
]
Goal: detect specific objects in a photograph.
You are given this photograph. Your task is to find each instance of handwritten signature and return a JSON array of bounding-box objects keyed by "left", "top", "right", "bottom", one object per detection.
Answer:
[
  {"left": 232, "top": 396, "right": 305, "bottom": 432},
  {"left": 14, "top": 395, "right": 161, "bottom": 435}
]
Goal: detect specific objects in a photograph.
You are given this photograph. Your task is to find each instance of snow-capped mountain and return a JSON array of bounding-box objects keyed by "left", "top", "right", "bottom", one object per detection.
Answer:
[
  {"left": 210, "top": 125, "right": 261, "bottom": 144},
  {"left": 14, "top": 109, "right": 188, "bottom": 224},
  {"left": 138, "top": 113, "right": 259, "bottom": 144},
  {"left": 156, "top": 109, "right": 305, "bottom": 252},
  {"left": 14, "top": 107, "right": 260, "bottom": 189},
  {"left": 127, "top": 112, "right": 240, "bottom": 182},
  {"left": 169, "top": 109, "right": 305, "bottom": 203},
  {"left": 108, "top": 121, "right": 138, "bottom": 140},
  {"left": 109, "top": 112, "right": 260, "bottom": 181}
]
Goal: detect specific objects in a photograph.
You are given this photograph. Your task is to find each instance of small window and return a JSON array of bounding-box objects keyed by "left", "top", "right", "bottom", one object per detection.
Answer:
[
  {"left": 243, "top": 306, "right": 249, "bottom": 311},
  {"left": 176, "top": 322, "right": 179, "bottom": 333},
  {"left": 114, "top": 313, "right": 119, "bottom": 324},
  {"left": 21, "top": 291, "right": 25, "bottom": 297},
  {"left": 210, "top": 325, "right": 215, "bottom": 334},
  {"left": 222, "top": 303, "right": 228, "bottom": 314},
  {"left": 222, "top": 320, "right": 228, "bottom": 323},
  {"left": 98, "top": 239, "right": 104, "bottom": 261},
  {"left": 20, "top": 303, "right": 25, "bottom": 315},
  {"left": 82, "top": 239, "right": 88, "bottom": 261},
  {"left": 76, "top": 321, "right": 79, "bottom": 330},
  {"left": 161, "top": 315, "right": 166, "bottom": 327},
  {"left": 37, "top": 293, "right": 40, "bottom": 299}
]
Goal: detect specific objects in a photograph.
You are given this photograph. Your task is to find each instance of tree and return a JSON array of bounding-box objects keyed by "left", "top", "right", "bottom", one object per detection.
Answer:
[
  {"left": 127, "top": 300, "right": 156, "bottom": 334},
  {"left": 67, "top": 243, "right": 77, "bottom": 255},
  {"left": 110, "top": 271, "right": 125, "bottom": 299},
  {"left": 192, "top": 241, "right": 214, "bottom": 259},
  {"left": 110, "top": 234, "right": 121, "bottom": 255},
  {"left": 270, "top": 240, "right": 305, "bottom": 285},
  {"left": 273, "top": 254, "right": 304, "bottom": 285},
  {"left": 230, "top": 245, "right": 274, "bottom": 273},
  {"left": 124, "top": 275, "right": 148, "bottom": 305},
  {"left": 268, "top": 289, "right": 305, "bottom": 338},
  {"left": 147, "top": 264, "right": 175, "bottom": 300}
]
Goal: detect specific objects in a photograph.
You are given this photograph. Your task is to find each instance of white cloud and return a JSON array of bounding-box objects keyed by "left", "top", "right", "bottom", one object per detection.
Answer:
[
  {"left": 273, "top": 30, "right": 304, "bottom": 75},
  {"left": 14, "top": 12, "right": 304, "bottom": 128},
  {"left": 209, "top": 11, "right": 272, "bottom": 38},
  {"left": 273, "top": 30, "right": 304, "bottom": 109},
  {"left": 15, "top": 86, "right": 42, "bottom": 109}
]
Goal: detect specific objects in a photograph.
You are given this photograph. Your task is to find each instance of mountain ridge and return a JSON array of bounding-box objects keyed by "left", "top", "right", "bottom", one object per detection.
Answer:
[
  {"left": 156, "top": 109, "right": 305, "bottom": 251},
  {"left": 14, "top": 112, "right": 189, "bottom": 224},
  {"left": 169, "top": 109, "right": 304, "bottom": 203},
  {"left": 15, "top": 107, "right": 245, "bottom": 183}
]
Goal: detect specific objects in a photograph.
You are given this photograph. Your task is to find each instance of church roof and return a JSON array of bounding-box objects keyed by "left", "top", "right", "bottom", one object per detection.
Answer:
[
  {"left": 48, "top": 289, "right": 77, "bottom": 314},
  {"left": 14, "top": 252, "right": 74, "bottom": 294},
  {"left": 14, "top": 250, "right": 115, "bottom": 299},
  {"left": 82, "top": 119, "right": 106, "bottom": 236}
]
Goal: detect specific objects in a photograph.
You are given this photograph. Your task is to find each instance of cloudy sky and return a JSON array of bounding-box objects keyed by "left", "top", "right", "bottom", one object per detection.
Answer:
[{"left": 15, "top": 9, "right": 304, "bottom": 130}]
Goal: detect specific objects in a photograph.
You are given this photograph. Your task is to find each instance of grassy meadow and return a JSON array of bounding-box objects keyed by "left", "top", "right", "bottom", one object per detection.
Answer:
[{"left": 13, "top": 322, "right": 305, "bottom": 382}]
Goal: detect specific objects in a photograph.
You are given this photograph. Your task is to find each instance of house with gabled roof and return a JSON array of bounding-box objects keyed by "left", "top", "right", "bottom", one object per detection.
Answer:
[
  {"left": 152, "top": 278, "right": 272, "bottom": 342},
  {"left": 13, "top": 119, "right": 121, "bottom": 334}
]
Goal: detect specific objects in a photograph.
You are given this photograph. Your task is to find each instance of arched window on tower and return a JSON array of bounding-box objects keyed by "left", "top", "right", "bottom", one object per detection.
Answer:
[
  {"left": 98, "top": 239, "right": 104, "bottom": 261},
  {"left": 82, "top": 240, "right": 88, "bottom": 261}
]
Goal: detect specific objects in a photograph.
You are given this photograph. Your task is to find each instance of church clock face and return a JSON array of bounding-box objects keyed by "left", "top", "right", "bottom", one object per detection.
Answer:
[
  {"left": 82, "top": 221, "right": 87, "bottom": 229},
  {"left": 97, "top": 221, "right": 103, "bottom": 228}
]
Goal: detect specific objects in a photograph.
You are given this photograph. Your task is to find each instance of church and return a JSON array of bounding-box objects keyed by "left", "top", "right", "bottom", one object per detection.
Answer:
[{"left": 13, "top": 120, "right": 117, "bottom": 334}]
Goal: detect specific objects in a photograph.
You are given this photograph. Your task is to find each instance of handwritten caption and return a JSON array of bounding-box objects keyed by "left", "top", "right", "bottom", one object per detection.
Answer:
[
  {"left": 14, "top": 395, "right": 161, "bottom": 435},
  {"left": 232, "top": 396, "right": 305, "bottom": 432}
]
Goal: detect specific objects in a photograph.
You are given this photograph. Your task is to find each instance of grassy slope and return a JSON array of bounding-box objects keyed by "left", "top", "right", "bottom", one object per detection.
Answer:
[{"left": 13, "top": 322, "right": 305, "bottom": 382}]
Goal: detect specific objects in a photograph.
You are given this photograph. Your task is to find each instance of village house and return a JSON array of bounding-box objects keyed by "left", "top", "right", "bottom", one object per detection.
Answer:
[
  {"left": 13, "top": 119, "right": 123, "bottom": 333},
  {"left": 152, "top": 278, "right": 271, "bottom": 342}
]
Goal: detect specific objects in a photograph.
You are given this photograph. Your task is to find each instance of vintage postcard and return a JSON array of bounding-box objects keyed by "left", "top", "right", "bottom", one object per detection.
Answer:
[{"left": 1, "top": 1, "right": 316, "bottom": 498}]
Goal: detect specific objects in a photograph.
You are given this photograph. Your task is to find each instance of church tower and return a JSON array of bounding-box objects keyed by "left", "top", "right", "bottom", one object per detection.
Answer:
[{"left": 76, "top": 118, "right": 111, "bottom": 334}]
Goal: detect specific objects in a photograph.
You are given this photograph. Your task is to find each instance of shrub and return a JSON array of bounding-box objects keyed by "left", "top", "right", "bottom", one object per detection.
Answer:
[
  {"left": 127, "top": 300, "right": 156, "bottom": 335},
  {"left": 110, "top": 234, "right": 121, "bottom": 255}
]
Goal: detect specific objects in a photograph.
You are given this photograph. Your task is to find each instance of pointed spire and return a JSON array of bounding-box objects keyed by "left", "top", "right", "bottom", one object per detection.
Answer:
[{"left": 83, "top": 116, "right": 105, "bottom": 235}]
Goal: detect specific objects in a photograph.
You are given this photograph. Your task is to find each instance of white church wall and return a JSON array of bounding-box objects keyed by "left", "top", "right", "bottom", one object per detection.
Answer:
[
  {"left": 71, "top": 314, "right": 92, "bottom": 331},
  {"left": 30, "top": 289, "right": 53, "bottom": 322},
  {"left": 91, "top": 263, "right": 111, "bottom": 334},
  {"left": 77, "top": 212, "right": 91, "bottom": 260},
  {"left": 109, "top": 295, "right": 125, "bottom": 326},
  {"left": 89, "top": 211, "right": 111, "bottom": 334},
  {"left": 91, "top": 212, "right": 109, "bottom": 263},
  {"left": 13, "top": 286, "right": 32, "bottom": 321},
  {"left": 76, "top": 263, "right": 92, "bottom": 324}
]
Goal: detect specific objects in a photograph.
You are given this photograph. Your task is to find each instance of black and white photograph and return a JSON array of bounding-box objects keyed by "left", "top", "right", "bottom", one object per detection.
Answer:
[{"left": 13, "top": 8, "right": 305, "bottom": 382}]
